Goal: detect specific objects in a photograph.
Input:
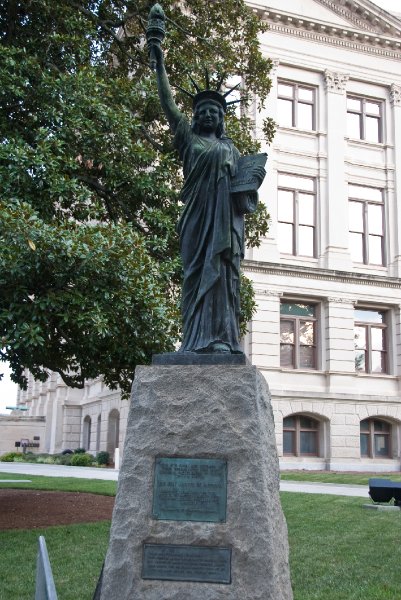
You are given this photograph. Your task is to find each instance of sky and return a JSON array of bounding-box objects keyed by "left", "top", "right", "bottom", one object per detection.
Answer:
[
  {"left": 372, "top": 0, "right": 399, "bottom": 12},
  {"left": 0, "top": 0, "right": 398, "bottom": 415},
  {"left": 0, "top": 362, "right": 19, "bottom": 415}
]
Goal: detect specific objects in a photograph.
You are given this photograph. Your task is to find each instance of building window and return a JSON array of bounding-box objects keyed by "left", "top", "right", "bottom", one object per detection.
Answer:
[
  {"left": 360, "top": 418, "right": 391, "bottom": 458},
  {"left": 83, "top": 415, "right": 91, "bottom": 451},
  {"left": 348, "top": 185, "right": 384, "bottom": 265},
  {"left": 283, "top": 415, "right": 320, "bottom": 456},
  {"left": 278, "top": 173, "right": 316, "bottom": 257},
  {"left": 346, "top": 96, "right": 383, "bottom": 143},
  {"left": 277, "top": 81, "right": 316, "bottom": 130},
  {"left": 280, "top": 302, "right": 317, "bottom": 369},
  {"left": 354, "top": 308, "right": 387, "bottom": 373}
]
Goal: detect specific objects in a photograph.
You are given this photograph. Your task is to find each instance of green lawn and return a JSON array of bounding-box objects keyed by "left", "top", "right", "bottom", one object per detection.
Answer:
[
  {"left": 1, "top": 474, "right": 400, "bottom": 599},
  {"left": 281, "top": 471, "right": 401, "bottom": 485},
  {"left": 0, "top": 472, "right": 117, "bottom": 495},
  {"left": 0, "top": 522, "right": 109, "bottom": 600},
  {"left": 281, "top": 492, "right": 401, "bottom": 600}
]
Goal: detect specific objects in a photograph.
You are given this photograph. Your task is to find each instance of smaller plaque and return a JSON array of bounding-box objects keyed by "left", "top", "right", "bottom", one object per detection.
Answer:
[
  {"left": 152, "top": 457, "right": 227, "bottom": 522},
  {"left": 142, "top": 544, "right": 231, "bottom": 584}
]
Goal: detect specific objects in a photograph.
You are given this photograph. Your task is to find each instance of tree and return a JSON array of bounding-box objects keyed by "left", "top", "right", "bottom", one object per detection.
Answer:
[{"left": 0, "top": 0, "right": 274, "bottom": 395}]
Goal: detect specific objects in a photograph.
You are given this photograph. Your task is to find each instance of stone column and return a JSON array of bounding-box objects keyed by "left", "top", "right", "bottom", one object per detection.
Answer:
[
  {"left": 249, "top": 289, "right": 282, "bottom": 369},
  {"left": 389, "top": 84, "right": 401, "bottom": 276},
  {"left": 321, "top": 70, "right": 352, "bottom": 271},
  {"left": 325, "top": 297, "right": 356, "bottom": 374},
  {"left": 395, "top": 304, "right": 401, "bottom": 380},
  {"left": 328, "top": 401, "right": 361, "bottom": 471}
]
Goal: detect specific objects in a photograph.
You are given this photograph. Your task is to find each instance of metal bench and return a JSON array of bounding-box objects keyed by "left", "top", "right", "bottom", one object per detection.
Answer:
[{"left": 369, "top": 478, "right": 401, "bottom": 506}]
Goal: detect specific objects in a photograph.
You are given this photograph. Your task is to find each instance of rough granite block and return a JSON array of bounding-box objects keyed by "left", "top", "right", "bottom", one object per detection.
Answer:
[{"left": 100, "top": 365, "right": 293, "bottom": 600}]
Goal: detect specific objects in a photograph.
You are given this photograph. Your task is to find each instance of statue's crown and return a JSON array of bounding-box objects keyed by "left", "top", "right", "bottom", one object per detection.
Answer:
[{"left": 176, "top": 71, "right": 241, "bottom": 114}]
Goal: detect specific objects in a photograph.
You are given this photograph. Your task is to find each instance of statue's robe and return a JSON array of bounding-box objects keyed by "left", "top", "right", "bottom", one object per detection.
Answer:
[{"left": 174, "top": 116, "right": 256, "bottom": 353}]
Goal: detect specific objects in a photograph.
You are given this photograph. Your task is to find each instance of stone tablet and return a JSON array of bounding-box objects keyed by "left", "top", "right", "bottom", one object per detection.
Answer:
[
  {"left": 152, "top": 457, "right": 227, "bottom": 522},
  {"left": 142, "top": 544, "right": 231, "bottom": 584}
]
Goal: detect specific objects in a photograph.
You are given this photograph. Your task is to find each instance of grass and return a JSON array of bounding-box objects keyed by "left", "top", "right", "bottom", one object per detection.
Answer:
[
  {"left": 0, "top": 522, "right": 110, "bottom": 600},
  {"left": 281, "top": 471, "right": 401, "bottom": 485},
  {"left": 1, "top": 474, "right": 401, "bottom": 599},
  {"left": 0, "top": 472, "right": 117, "bottom": 495},
  {"left": 281, "top": 492, "right": 401, "bottom": 600}
]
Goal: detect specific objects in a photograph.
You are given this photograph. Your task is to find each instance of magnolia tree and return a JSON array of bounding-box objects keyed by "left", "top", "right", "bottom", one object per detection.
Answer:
[{"left": 0, "top": 0, "right": 274, "bottom": 395}]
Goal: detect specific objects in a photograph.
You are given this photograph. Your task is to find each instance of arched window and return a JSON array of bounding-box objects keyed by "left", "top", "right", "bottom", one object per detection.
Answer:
[
  {"left": 83, "top": 415, "right": 91, "bottom": 451},
  {"left": 283, "top": 415, "right": 320, "bottom": 456},
  {"left": 360, "top": 418, "right": 391, "bottom": 458}
]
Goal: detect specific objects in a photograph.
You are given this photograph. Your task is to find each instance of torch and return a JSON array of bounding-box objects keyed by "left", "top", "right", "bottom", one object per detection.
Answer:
[{"left": 146, "top": 4, "right": 166, "bottom": 71}]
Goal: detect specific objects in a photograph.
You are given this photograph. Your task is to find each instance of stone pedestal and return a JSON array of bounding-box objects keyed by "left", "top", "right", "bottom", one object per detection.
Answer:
[{"left": 100, "top": 365, "right": 293, "bottom": 600}]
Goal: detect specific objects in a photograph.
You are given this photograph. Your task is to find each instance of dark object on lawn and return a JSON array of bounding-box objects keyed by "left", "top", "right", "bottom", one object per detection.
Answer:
[
  {"left": 369, "top": 478, "right": 401, "bottom": 505},
  {"left": 61, "top": 449, "right": 73, "bottom": 455},
  {"left": 35, "top": 536, "right": 58, "bottom": 600}
]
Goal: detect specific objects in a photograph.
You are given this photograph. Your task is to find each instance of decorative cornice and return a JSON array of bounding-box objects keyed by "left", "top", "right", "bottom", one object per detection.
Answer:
[
  {"left": 326, "top": 297, "right": 356, "bottom": 305},
  {"left": 324, "top": 69, "right": 349, "bottom": 94},
  {"left": 265, "top": 21, "right": 401, "bottom": 61},
  {"left": 254, "top": 288, "right": 283, "bottom": 297},
  {"left": 243, "top": 260, "right": 401, "bottom": 291},
  {"left": 390, "top": 83, "right": 401, "bottom": 106},
  {"left": 315, "top": 0, "right": 401, "bottom": 37}
]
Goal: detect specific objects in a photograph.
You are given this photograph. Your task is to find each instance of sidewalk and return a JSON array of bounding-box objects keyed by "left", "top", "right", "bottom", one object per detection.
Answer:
[
  {"left": 280, "top": 480, "right": 368, "bottom": 498},
  {"left": 0, "top": 463, "right": 370, "bottom": 496},
  {"left": 0, "top": 462, "right": 119, "bottom": 480}
]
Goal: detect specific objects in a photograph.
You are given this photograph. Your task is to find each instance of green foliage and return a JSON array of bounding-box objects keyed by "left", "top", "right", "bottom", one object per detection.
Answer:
[
  {"left": 74, "top": 448, "right": 87, "bottom": 454},
  {"left": 96, "top": 451, "right": 110, "bottom": 465},
  {"left": 54, "top": 453, "right": 72, "bottom": 465},
  {"left": 70, "top": 452, "right": 94, "bottom": 467},
  {"left": 0, "top": 0, "right": 272, "bottom": 394},
  {"left": 0, "top": 452, "right": 20, "bottom": 462}
]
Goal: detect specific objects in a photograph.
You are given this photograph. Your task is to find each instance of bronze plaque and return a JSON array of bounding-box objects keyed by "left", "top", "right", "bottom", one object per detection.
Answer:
[
  {"left": 152, "top": 457, "right": 227, "bottom": 522},
  {"left": 142, "top": 543, "right": 231, "bottom": 584}
]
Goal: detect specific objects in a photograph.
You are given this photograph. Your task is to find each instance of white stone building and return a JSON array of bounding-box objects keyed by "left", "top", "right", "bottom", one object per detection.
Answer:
[
  {"left": 244, "top": 0, "right": 401, "bottom": 471},
  {"left": 11, "top": 0, "right": 401, "bottom": 471}
]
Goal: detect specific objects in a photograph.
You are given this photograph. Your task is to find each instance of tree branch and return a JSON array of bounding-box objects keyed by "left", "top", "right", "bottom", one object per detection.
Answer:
[{"left": 140, "top": 124, "right": 164, "bottom": 152}]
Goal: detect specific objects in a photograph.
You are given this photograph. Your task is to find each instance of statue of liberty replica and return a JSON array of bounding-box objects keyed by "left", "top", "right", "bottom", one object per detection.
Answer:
[
  {"left": 99, "top": 6, "right": 292, "bottom": 600},
  {"left": 147, "top": 4, "right": 266, "bottom": 356}
]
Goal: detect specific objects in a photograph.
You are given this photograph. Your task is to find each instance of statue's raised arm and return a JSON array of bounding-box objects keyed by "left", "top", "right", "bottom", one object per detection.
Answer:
[{"left": 147, "top": 4, "right": 182, "bottom": 132}]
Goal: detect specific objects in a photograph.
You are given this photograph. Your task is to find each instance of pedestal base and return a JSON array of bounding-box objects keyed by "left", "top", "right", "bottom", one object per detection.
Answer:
[{"left": 100, "top": 365, "right": 293, "bottom": 599}]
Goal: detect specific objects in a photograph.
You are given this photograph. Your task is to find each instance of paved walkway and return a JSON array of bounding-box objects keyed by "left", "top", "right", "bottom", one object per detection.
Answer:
[
  {"left": 0, "top": 463, "right": 370, "bottom": 497},
  {"left": 0, "top": 462, "right": 119, "bottom": 480},
  {"left": 280, "top": 480, "right": 368, "bottom": 498}
]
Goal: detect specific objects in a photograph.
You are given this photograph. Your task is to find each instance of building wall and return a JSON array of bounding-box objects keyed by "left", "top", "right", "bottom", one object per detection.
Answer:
[
  {"left": 244, "top": 0, "right": 401, "bottom": 471},
  {"left": 0, "top": 416, "right": 46, "bottom": 455}
]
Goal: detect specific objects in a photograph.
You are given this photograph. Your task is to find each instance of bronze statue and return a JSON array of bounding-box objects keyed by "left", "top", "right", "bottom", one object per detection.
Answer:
[{"left": 147, "top": 4, "right": 266, "bottom": 354}]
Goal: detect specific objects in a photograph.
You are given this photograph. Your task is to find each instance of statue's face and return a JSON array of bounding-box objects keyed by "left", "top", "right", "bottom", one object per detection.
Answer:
[{"left": 195, "top": 101, "right": 221, "bottom": 133}]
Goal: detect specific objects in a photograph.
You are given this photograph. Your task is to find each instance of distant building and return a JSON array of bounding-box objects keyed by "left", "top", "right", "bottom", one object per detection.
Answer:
[{"left": 10, "top": 0, "right": 401, "bottom": 471}]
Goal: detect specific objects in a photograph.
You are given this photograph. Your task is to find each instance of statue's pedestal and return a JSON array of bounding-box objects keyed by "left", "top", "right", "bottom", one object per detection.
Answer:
[{"left": 100, "top": 365, "right": 293, "bottom": 600}]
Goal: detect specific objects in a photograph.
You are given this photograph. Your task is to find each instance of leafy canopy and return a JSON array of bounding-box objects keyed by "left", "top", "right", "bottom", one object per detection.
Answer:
[{"left": 0, "top": 0, "right": 273, "bottom": 395}]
